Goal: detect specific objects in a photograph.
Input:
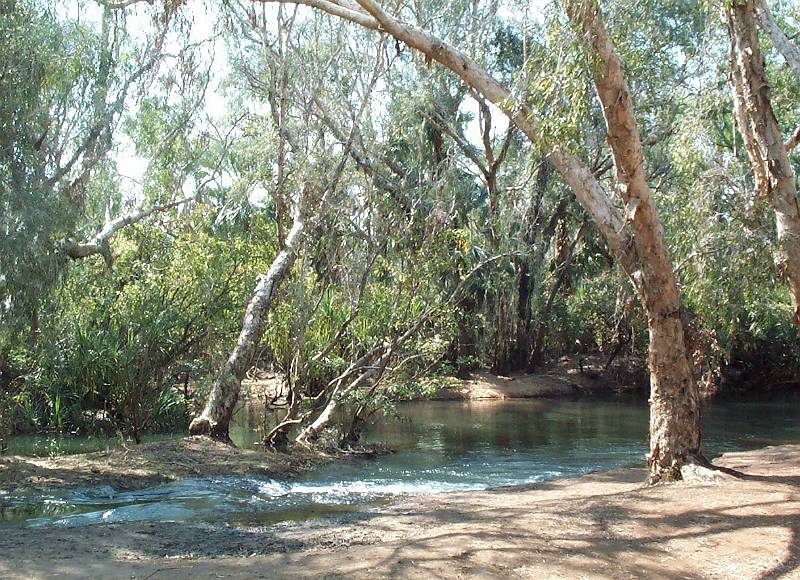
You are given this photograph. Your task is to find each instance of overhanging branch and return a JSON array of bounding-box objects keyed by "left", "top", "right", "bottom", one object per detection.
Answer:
[
  {"left": 256, "top": 0, "right": 633, "bottom": 272},
  {"left": 62, "top": 195, "right": 198, "bottom": 266}
]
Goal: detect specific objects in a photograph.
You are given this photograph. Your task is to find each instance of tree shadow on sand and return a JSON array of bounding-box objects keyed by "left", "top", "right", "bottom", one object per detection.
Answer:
[{"left": 4, "top": 461, "right": 800, "bottom": 579}]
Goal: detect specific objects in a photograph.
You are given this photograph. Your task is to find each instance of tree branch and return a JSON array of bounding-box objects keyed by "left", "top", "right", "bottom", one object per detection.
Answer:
[
  {"left": 62, "top": 195, "right": 197, "bottom": 266},
  {"left": 255, "top": 0, "right": 633, "bottom": 272},
  {"left": 754, "top": 0, "right": 800, "bottom": 82},
  {"left": 785, "top": 124, "right": 800, "bottom": 152},
  {"left": 102, "top": 0, "right": 155, "bottom": 9}
]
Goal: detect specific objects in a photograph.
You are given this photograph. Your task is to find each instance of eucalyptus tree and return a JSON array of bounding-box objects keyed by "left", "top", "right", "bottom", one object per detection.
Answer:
[
  {"left": 190, "top": 1, "right": 521, "bottom": 444},
  {"left": 0, "top": 0, "right": 198, "bottom": 369},
  {"left": 254, "top": 0, "right": 707, "bottom": 482},
  {"left": 190, "top": 3, "right": 395, "bottom": 440},
  {"left": 0, "top": 0, "right": 238, "bottom": 440}
]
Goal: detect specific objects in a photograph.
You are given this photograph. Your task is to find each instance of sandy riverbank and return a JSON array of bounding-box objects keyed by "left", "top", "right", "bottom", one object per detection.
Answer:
[
  {"left": 1, "top": 443, "right": 799, "bottom": 579},
  {"left": 426, "top": 355, "right": 647, "bottom": 400},
  {"left": 0, "top": 436, "right": 322, "bottom": 493}
]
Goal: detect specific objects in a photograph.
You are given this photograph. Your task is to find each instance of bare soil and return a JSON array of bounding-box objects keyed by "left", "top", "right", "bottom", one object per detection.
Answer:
[
  {"left": 2, "top": 443, "right": 800, "bottom": 579},
  {"left": 0, "top": 436, "right": 320, "bottom": 493}
]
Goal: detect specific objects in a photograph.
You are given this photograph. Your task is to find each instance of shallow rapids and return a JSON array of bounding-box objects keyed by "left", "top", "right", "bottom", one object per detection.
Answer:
[{"left": 3, "top": 394, "right": 799, "bottom": 528}]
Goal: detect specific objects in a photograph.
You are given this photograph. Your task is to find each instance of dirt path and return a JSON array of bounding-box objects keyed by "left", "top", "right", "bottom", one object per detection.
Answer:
[{"left": 2, "top": 444, "right": 800, "bottom": 579}]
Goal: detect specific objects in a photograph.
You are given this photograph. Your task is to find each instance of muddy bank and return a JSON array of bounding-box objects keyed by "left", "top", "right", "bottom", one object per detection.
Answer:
[
  {"left": 2, "top": 444, "right": 800, "bottom": 578},
  {"left": 0, "top": 436, "right": 322, "bottom": 493}
]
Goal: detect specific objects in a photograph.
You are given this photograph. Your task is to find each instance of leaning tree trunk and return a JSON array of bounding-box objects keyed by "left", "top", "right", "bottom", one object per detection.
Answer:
[
  {"left": 295, "top": 345, "right": 390, "bottom": 446},
  {"left": 189, "top": 215, "right": 305, "bottom": 441},
  {"left": 265, "top": 0, "right": 702, "bottom": 482},
  {"left": 727, "top": 0, "right": 800, "bottom": 325},
  {"left": 565, "top": 0, "right": 701, "bottom": 482},
  {"left": 754, "top": 0, "right": 800, "bottom": 82}
]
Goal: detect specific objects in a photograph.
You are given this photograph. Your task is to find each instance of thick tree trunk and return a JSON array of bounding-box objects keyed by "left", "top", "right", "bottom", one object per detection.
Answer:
[
  {"left": 727, "top": 0, "right": 800, "bottom": 325},
  {"left": 565, "top": 0, "right": 701, "bottom": 482},
  {"left": 189, "top": 215, "right": 305, "bottom": 441}
]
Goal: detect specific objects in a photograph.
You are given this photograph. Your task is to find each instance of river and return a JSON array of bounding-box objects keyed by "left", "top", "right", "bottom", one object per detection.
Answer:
[{"left": 2, "top": 393, "right": 799, "bottom": 528}]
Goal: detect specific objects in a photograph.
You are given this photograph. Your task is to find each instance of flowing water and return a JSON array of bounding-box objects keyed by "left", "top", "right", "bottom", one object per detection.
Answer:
[{"left": 3, "top": 393, "right": 800, "bottom": 529}]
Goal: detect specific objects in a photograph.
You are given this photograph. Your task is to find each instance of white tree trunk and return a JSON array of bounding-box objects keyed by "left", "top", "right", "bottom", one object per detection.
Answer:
[
  {"left": 261, "top": 0, "right": 634, "bottom": 266},
  {"left": 294, "top": 355, "right": 385, "bottom": 446},
  {"left": 62, "top": 196, "right": 196, "bottom": 266},
  {"left": 754, "top": 0, "right": 800, "bottom": 81},
  {"left": 728, "top": 0, "right": 800, "bottom": 325},
  {"left": 294, "top": 324, "right": 395, "bottom": 444},
  {"left": 189, "top": 215, "right": 305, "bottom": 440}
]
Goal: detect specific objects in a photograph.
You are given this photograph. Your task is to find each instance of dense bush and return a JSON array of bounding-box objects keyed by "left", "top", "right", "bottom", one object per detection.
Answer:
[{"left": 8, "top": 215, "right": 268, "bottom": 440}]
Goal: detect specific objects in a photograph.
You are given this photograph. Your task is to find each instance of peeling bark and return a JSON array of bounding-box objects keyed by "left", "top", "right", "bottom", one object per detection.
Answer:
[
  {"left": 727, "top": 0, "right": 800, "bottom": 325},
  {"left": 566, "top": 0, "right": 701, "bottom": 482},
  {"left": 189, "top": 211, "right": 305, "bottom": 441}
]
